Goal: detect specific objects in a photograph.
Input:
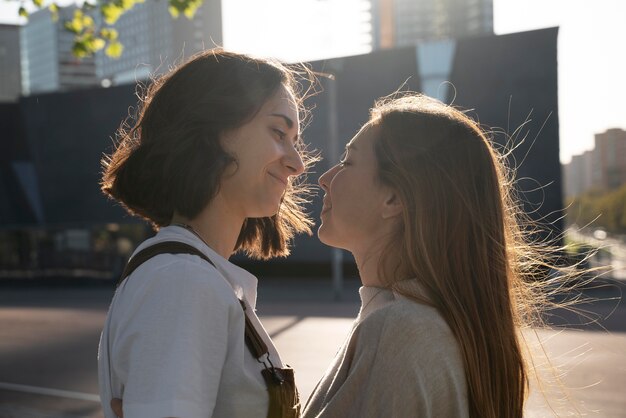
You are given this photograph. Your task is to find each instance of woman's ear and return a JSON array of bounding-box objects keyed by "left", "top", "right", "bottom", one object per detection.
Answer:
[{"left": 381, "top": 190, "right": 403, "bottom": 219}]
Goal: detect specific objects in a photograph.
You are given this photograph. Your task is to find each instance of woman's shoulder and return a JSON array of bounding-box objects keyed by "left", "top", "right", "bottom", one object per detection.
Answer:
[
  {"left": 356, "top": 295, "right": 461, "bottom": 363},
  {"left": 126, "top": 228, "right": 257, "bottom": 299},
  {"left": 350, "top": 297, "right": 468, "bottom": 417},
  {"left": 360, "top": 294, "right": 448, "bottom": 334},
  {"left": 119, "top": 251, "right": 240, "bottom": 305},
  {"left": 348, "top": 297, "right": 466, "bottom": 403}
]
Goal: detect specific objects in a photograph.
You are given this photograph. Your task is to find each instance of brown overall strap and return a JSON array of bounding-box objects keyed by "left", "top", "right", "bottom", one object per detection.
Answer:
[
  {"left": 118, "top": 241, "right": 215, "bottom": 285},
  {"left": 240, "top": 300, "right": 270, "bottom": 359},
  {"left": 117, "top": 240, "right": 270, "bottom": 359}
]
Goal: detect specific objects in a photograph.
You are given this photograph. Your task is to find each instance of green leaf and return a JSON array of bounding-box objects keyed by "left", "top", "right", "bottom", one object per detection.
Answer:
[
  {"left": 18, "top": 7, "right": 28, "bottom": 18},
  {"left": 82, "top": 15, "right": 94, "bottom": 28},
  {"left": 64, "top": 20, "right": 81, "bottom": 34},
  {"left": 119, "top": 0, "right": 135, "bottom": 10},
  {"left": 91, "top": 37, "right": 106, "bottom": 51},
  {"left": 105, "top": 40, "right": 124, "bottom": 58},
  {"left": 168, "top": 0, "right": 205, "bottom": 19},
  {"left": 72, "top": 41, "right": 90, "bottom": 58},
  {"left": 100, "top": 28, "right": 119, "bottom": 41},
  {"left": 101, "top": 3, "right": 123, "bottom": 25},
  {"left": 63, "top": 10, "right": 88, "bottom": 34},
  {"left": 183, "top": 5, "right": 198, "bottom": 19},
  {"left": 168, "top": 5, "right": 180, "bottom": 18},
  {"left": 49, "top": 3, "right": 59, "bottom": 21}
]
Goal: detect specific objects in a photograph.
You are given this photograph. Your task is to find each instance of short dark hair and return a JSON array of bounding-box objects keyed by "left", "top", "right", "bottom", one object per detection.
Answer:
[{"left": 101, "top": 49, "right": 316, "bottom": 259}]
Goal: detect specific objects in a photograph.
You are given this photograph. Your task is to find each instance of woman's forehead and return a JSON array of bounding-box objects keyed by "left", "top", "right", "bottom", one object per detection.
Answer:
[
  {"left": 264, "top": 85, "right": 299, "bottom": 126},
  {"left": 348, "top": 122, "right": 380, "bottom": 149}
]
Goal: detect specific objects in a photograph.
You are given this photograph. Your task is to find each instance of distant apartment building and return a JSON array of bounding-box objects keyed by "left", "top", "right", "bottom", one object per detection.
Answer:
[
  {"left": 372, "top": 0, "right": 493, "bottom": 48},
  {"left": 21, "top": 7, "right": 100, "bottom": 96},
  {"left": 0, "top": 24, "right": 22, "bottom": 102},
  {"left": 98, "top": 0, "right": 222, "bottom": 85},
  {"left": 592, "top": 128, "right": 626, "bottom": 191},
  {"left": 20, "top": 1, "right": 221, "bottom": 95},
  {"left": 564, "top": 150, "right": 593, "bottom": 197},
  {"left": 563, "top": 128, "right": 626, "bottom": 196}
]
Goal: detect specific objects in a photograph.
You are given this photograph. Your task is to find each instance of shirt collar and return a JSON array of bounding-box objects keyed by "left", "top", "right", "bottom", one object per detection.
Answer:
[{"left": 356, "top": 286, "right": 395, "bottom": 323}]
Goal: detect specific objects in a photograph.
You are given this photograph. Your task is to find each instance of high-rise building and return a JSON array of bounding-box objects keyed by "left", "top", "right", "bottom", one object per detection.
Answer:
[
  {"left": 563, "top": 150, "right": 593, "bottom": 197},
  {"left": 21, "top": 1, "right": 222, "bottom": 95},
  {"left": 98, "top": 0, "right": 222, "bottom": 85},
  {"left": 0, "top": 24, "right": 22, "bottom": 102},
  {"left": 592, "top": 128, "right": 626, "bottom": 191},
  {"left": 21, "top": 6, "right": 100, "bottom": 96},
  {"left": 372, "top": 0, "right": 493, "bottom": 48},
  {"left": 563, "top": 128, "right": 626, "bottom": 196}
]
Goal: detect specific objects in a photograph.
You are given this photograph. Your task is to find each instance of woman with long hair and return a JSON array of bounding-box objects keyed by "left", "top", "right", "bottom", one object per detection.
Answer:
[
  {"left": 98, "top": 49, "right": 314, "bottom": 418},
  {"left": 304, "top": 93, "right": 544, "bottom": 418}
]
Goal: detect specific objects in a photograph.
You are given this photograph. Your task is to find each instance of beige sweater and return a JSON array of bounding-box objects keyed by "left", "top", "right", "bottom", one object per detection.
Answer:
[{"left": 302, "top": 285, "right": 468, "bottom": 418}]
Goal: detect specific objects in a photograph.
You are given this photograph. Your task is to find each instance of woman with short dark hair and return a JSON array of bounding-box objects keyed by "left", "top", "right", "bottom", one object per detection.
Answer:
[{"left": 98, "top": 49, "right": 314, "bottom": 418}]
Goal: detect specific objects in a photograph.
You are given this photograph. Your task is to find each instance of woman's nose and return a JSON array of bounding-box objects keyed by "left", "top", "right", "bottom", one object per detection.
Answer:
[
  {"left": 318, "top": 165, "right": 337, "bottom": 191},
  {"left": 284, "top": 145, "right": 305, "bottom": 177}
]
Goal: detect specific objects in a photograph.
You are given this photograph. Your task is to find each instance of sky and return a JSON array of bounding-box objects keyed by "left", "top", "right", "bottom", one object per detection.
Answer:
[
  {"left": 1, "top": 0, "right": 625, "bottom": 164},
  {"left": 493, "top": 0, "right": 626, "bottom": 164}
]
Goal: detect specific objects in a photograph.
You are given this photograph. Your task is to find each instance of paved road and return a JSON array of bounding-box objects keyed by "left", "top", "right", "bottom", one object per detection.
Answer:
[{"left": 0, "top": 278, "right": 624, "bottom": 417}]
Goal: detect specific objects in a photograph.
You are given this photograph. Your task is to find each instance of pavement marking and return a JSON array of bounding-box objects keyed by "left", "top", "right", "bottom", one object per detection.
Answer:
[{"left": 0, "top": 382, "right": 100, "bottom": 402}]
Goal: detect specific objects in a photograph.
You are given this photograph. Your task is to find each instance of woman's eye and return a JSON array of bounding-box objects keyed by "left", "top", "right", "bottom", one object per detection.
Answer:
[
  {"left": 339, "top": 150, "right": 351, "bottom": 167},
  {"left": 273, "top": 128, "right": 287, "bottom": 140}
]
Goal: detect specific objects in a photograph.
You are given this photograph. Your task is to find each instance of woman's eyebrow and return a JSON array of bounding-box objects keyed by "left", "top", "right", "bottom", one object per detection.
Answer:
[{"left": 270, "top": 113, "right": 294, "bottom": 129}]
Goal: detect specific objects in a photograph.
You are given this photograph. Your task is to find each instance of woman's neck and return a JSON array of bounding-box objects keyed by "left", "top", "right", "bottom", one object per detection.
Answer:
[
  {"left": 353, "top": 247, "right": 386, "bottom": 287},
  {"left": 170, "top": 196, "right": 244, "bottom": 259},
  {"left": 353, "top": 241, "right": 404, "bottom": 288}
]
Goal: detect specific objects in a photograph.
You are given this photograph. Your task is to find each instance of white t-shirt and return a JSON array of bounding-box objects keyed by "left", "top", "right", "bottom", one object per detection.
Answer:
[{"left": 98, "top": 225, "right": 283, "bottom": 418}]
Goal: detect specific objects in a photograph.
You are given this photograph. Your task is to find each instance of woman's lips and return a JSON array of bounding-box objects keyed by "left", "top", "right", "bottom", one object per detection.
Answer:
[{"left": 321, "top": 200, "right": 331, "bottom": 215}]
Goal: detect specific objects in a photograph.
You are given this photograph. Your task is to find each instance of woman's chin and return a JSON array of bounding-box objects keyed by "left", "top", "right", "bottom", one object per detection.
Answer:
[{"left": 317, "top": 225, "right": 338, "bottom": 247}]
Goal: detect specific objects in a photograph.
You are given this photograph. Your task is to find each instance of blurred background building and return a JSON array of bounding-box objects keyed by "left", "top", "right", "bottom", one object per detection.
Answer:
[
  {"left": 17, "top": 0, "right": 222, "bottom": 95},
  {"left": 20, "top": 6, "right": 99, "bottom": 96},
  {"left": 98, "top": 0, "right": 222, "bottom": 85},
  {"left": 564, "top": 150, "right": 594, "bottom": 197},
  {"left": 592, "top": 128, "right": 626, "bottom": 191},
  {"left": 564, "top": 128, "right": 626, "bottom": 197},
  {"left": 0, "top": 24, "right": 21, "bottom": 102},
  {"left": 10, "top": 0, "right": 496, "bottom": 97},
  {"left": 372, "top": 0, "right": 493, "bottom": 48}
]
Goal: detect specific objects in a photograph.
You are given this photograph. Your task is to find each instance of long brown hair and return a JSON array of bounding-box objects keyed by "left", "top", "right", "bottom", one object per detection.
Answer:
[
  {"left": 370, "top": 94, "right": 544, "bottom": 417},
  {"left": 101, "top": 49, "right": 317, "bottom": 259}
]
